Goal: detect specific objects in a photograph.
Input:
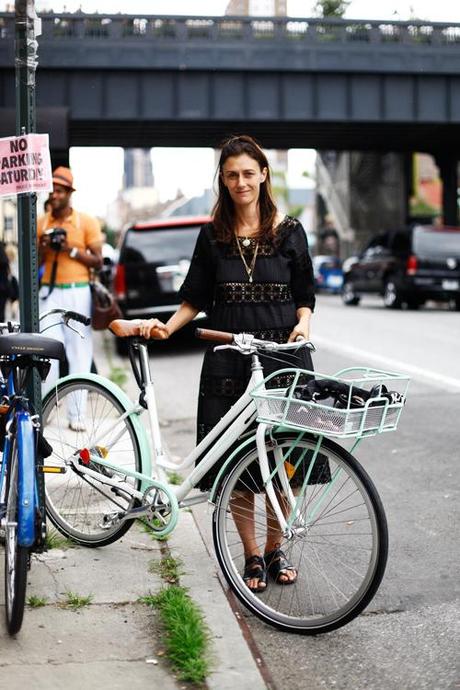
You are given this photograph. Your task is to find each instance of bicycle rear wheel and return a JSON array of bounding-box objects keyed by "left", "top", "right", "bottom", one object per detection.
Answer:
[
  {"left": 42, "top": 378, "right": 143, "bottom": 547},
  {"left": 213, "top": 432, "right": 388, "bottom": 634},
  {"left": 4, "top": 441, "right": 28, "bottom": 635}
]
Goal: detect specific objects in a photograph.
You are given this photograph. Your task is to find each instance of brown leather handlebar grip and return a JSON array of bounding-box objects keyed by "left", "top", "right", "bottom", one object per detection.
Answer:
[{"left": 195, "top": 328, "right": 234, "bottom": 344}]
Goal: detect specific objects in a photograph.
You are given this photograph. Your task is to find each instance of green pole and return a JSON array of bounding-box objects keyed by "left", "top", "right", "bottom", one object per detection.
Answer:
[
  {"left": 15, "top": 0, "right": 46, "bottom": 546},
  {"left": 15, "top": 1, "right": 40, "bottom": 331}
]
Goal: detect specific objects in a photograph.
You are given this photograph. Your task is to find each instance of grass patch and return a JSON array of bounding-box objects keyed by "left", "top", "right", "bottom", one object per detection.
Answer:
[
  {"left": 27, "top": 595, "right": 48, "bottom": 608},
  {"left": 45, "top": 528, "right": 75, "bottom": 550},
  {"left": 167, "top": 471, "right": 183, "bottom": 486},
  {"left": 62, "top": 591, "right": 93, "bottom": 610},
  {"left": 140, "top": 586, "right": 211, "bottom": 684},
  {"left": 149, "top": 556, "right": 183, "bottom": 584},
  {"left": 139, "top": 518, "right": 169, "bottom": 541},
  {"left": 109, "top": 366, "right": 128, "bottom": 388}
]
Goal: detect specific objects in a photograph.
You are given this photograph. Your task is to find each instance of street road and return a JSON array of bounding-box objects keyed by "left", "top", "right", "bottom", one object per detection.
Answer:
[{"left": 142, "top": 295, "right": 460, "bottom": 690}]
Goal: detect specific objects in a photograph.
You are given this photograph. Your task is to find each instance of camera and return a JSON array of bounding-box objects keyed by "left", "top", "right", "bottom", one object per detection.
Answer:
[{"left": 44, "top": 227, "right": 67, "bottom": 251}]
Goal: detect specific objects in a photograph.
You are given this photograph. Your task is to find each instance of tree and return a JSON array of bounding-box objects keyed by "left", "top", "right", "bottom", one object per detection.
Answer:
[{"left": 314, "top": 0, "right": 350, "bottom": 18}]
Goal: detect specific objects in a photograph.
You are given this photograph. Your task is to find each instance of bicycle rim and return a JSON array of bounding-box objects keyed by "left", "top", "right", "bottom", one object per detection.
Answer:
[
  {"left": 42, "top": 379, "right": 142, "bottom": 546},
  {"left": 4, "top": 442, "right": 28, "bottom": 635},
  {"left": 213, "top": 433, "right": 388, "bottom": 634}
]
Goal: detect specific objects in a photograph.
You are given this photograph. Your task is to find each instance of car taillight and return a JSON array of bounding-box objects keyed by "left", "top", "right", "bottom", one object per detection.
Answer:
[
  {"left": 114, "top": 263, "right": 126, "bottom": 299},
  {"left": 406, "top": 255, "right": 418, "bottom": 275}
]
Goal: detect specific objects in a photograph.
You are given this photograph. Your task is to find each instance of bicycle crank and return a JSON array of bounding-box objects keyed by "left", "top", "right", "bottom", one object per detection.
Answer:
[
  {"left": 99, "top": 480, "right": 179, "bottom": 537},
  {"left": 141, "top": 482, "right": 179, "bottom": 538}
]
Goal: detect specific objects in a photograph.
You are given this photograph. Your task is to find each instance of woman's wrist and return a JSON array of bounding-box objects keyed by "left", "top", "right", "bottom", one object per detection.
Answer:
[{"left": 297, "top": 308, "right": 312, "bottom": 325}]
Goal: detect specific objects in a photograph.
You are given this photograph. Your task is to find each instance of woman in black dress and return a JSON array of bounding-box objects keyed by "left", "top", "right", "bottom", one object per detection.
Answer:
[{"left": 139, "top": 135, "right": 316, "bottom": 591}]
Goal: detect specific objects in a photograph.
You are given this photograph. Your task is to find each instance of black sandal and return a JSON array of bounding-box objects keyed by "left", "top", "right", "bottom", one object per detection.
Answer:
[
  {"left": 264, "top": 548, "right": 297, "bottom": 585},
  {"left": 243, "top": 555, "right": 267, "bottom": 593}
]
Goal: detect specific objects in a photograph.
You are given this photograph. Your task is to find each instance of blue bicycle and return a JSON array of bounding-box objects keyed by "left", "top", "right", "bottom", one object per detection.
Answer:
[{"left": 0, "top": 310, "right": 89, "bottom": 634}]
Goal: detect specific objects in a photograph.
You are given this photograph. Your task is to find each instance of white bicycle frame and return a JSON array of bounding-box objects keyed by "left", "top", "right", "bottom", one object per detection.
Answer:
[
  {"left": 137, "top": 342, "right": 262, "bottom": 497},
  {"left": 133, "top": 339, "right": 310, "bottom": 533},
  {"left": 50, "top": 330, "right": 313, "bottom": 536}
]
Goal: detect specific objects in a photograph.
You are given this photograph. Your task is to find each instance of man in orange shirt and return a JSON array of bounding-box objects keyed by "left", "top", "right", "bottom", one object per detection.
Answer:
[{"left": 38, "top": 166, "right": 103, "bottom": 430}]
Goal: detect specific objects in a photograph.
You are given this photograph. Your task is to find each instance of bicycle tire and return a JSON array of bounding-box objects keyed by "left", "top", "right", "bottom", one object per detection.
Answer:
[
  {"left": 212, "top": 431, "right": 388, "bottom": 634},
  {"left": 42, "top": 378, "right": 143, "bottom": 547},
  {"left": 4, "top": 440, "right": 28, "bottom": 635}
]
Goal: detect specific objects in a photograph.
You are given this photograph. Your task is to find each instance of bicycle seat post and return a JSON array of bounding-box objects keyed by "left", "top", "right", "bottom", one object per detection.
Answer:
[{"left": 136, "top": 341, "right": 167, "bottom": 477}]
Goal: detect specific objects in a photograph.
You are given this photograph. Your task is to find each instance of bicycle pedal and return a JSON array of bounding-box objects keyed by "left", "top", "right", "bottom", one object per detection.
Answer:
[{"left": 99, "top": 512, "right": 123, "bottom": 529}]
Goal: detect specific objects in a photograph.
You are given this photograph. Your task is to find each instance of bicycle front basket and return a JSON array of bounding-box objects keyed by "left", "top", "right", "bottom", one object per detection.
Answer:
[{"left": 251, "top": 367, "right": 410, "bottom": 439}]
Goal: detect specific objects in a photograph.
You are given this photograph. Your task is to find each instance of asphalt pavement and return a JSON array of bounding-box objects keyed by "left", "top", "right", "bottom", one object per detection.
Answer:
[
  {"left": 0, "top": 330, "right": 266, "bottom": 690},
  {"left": 127, "top": 296, "right": 460, "bottom": 690}
]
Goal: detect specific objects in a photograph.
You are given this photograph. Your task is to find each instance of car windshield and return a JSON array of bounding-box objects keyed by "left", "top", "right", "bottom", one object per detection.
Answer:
[
  {"left": 413, "top": 228, "right": 460, "bottom": 259},
  {"left": 123, "top": 226, "right": 200, "bottom": 263}
]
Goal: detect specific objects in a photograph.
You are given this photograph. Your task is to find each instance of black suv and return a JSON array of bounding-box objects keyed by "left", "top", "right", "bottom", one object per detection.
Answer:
[
  {"left": 342, "top": 225, "right": 460, "bottom": 309},
  {"left": 114, "top": 215, "right": 211, "bottom": 350}
]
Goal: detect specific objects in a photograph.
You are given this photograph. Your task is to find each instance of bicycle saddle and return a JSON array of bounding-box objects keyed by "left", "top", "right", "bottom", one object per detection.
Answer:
[{"left": 0, "top": 333, "right": 65, "bottom": 361}]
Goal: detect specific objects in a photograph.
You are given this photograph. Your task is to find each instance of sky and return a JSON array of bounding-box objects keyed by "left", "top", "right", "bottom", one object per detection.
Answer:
[
  {"left": 22, "top": 1, "right": 460, "bottom": 23},
  {"left": 7, "top": 0, "right": 457, "bottom": 217}
]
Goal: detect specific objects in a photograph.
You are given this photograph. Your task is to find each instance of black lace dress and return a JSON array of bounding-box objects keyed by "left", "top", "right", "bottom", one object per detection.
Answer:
[{"left": 179, "top": 216, "right": 319, "bottom": 490}]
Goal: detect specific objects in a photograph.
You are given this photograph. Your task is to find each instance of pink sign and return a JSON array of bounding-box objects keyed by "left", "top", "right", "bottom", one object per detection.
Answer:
[{"left": 0, "top": 133, "right": 52, "bottom": 197}]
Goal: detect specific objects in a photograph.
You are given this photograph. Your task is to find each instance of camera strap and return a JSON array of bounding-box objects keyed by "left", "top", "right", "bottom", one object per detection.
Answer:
[
  {"left": 42, "top": 249, "right": 61, "bottom": 300},
  {"left": 40, "top": 212, "right": 80, "bottom": 300}
]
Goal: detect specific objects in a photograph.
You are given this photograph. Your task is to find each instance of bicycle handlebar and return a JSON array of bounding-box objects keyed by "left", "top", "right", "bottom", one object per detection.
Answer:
[
  {"left": 63, "top": 311, "right": 91, "bottom": 327},
  {"left": 195, "top": 328, "right": 233, "bottom": 344},
  {"left": 195, "top": 328, "right": 315, "bottom": 353}
]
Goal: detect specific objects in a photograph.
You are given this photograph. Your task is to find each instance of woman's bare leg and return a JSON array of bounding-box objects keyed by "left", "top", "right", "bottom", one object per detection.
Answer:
[
  {"left": 264, "top": 491, "right": 297, "bottom": 583},
  {"left": 230, "top": 491, "right": 266, "bottom": 590}
]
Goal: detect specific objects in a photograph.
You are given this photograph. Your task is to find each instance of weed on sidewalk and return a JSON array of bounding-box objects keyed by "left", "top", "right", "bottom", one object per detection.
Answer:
[{"left": 140, "top": 586, "right": 211, "bottom": 684}]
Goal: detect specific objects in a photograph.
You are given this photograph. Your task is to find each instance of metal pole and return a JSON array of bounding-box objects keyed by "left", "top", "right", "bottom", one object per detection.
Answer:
[
  {"left": 15, "top": 1, "right": 40, "bottom": 332},
  {"left": 15, "top": 0, "right": 46, "bottom": 544}
]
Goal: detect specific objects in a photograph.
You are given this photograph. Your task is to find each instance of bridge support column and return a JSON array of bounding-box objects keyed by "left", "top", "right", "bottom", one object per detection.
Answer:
[
  {"left": 436, "top": 154, "right": 459, "bottom": 226},
  {"left": 403, "top": 153, "right": 414, "bottom": 225}
]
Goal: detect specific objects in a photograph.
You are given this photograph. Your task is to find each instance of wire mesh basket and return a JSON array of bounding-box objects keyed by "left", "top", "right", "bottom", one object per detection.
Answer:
[{"left": 251, "top": 366, "right": 410, "bottom": 438}]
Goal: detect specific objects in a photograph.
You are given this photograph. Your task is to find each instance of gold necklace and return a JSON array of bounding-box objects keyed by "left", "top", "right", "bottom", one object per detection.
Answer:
[{"left": 235, "top": 235, "right": 259, "bottom": 283}]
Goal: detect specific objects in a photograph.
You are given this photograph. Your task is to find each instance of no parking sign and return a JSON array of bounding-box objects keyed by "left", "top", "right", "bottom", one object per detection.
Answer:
[{"left": 0, "top": 133, "right": 52, "bottom": 197}]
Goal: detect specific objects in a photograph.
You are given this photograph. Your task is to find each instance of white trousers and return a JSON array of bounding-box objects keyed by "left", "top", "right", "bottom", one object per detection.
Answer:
[{"left": 39, "top": 284, "right": 92, "bottom": 422}]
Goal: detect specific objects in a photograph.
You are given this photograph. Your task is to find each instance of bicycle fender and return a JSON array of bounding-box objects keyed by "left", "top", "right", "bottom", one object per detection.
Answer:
[
  {"left": 208, "top": 428, "right": 311, "bottom": 503},
  {"left": 17, "top": 411, "right": 36, "bottom": 548},
  {"left": 47, "top": 374, "right": 152, "bottom": 491}
]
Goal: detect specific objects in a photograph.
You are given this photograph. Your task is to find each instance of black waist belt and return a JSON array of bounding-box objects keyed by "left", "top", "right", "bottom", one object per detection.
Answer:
[{"left": 215, "top": 282, "right": 292, "bottom": 304}]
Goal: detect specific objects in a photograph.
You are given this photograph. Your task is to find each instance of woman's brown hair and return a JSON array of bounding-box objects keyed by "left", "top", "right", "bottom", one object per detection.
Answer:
[{"left": 212, "top": 135, "right": 278, "bottom": 244}]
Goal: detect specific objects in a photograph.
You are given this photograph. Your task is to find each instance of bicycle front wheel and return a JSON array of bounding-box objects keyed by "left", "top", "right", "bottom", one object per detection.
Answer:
[
  {"left": 4, "top": 441, "right": 28, "bottom": 635},
  {"left": 213, "top": 432, "right": 388, "bottom": 634},
  {"left": 42, "top": 378, "right": 143, "bottom": 547}
]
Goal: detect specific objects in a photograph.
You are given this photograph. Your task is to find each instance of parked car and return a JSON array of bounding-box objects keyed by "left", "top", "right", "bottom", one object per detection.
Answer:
[
  {"left": 341, "top": 225, "right": 460, "bottom": 309},
  {"left": 313, "top": 255, "right": 343, "bottom": 293},
  {"left": 113, "top": 215, "right": 211, "bottom": 352}
]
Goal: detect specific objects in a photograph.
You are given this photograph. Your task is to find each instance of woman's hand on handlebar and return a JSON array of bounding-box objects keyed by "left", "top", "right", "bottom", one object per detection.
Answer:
[
  {"left": 288, "top": 308, "right": 312, "bottom": 343},
  {"left": 138, "top": 318, "right": 170, "bottom": 340},
  {"left": 288, "top": 324, "right": 310, "bottom": 343}
]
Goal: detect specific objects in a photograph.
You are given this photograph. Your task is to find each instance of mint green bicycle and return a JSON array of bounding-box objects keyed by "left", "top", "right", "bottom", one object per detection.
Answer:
[{"left": 40, "top": 325, "right": 409, "bottom": 634}]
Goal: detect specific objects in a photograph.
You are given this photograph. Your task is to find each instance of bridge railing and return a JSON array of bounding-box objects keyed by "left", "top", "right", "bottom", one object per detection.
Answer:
[{"left": 1, "top": 13, "right": 460, "bottom": 46}]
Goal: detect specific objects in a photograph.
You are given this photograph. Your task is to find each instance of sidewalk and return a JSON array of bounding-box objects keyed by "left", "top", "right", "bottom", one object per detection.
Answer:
[{"left": 0, "top": 331, "right": 267, "bottom": 690}]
